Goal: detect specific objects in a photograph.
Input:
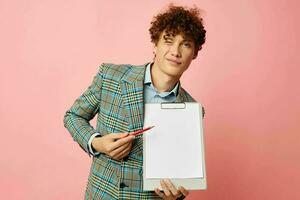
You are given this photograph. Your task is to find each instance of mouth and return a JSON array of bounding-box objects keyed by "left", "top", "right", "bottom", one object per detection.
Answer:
[{"left": 166, "top": 58, "right": 182, "bottom": 65}]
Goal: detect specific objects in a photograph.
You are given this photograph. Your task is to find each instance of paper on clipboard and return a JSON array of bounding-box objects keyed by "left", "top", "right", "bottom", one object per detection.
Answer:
[{"left": 143, "top": 102, "right": 206, "bottom": 190}]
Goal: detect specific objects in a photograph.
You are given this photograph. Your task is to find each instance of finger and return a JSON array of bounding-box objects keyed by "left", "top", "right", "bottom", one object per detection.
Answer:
[
  {"left": 111, "top": 135, "right": 134, "bottom": 150},
  {"left": 114, "top": 143, "right": 132, "bottom": 160},
  {"left": 110, "top": 133, "right": 129, "bottom": 139},
  {"left": 110, "top": 141, "right": 131, "bottom": 158},
  {"left": 178, "top": 186, "right": 189, "bottom": 197},
  {"left": 160, "top": 179, "right": 171, "bottom": 197},
  {"left": 114, "top": 151, "right": 130, "bottom": 161},
  {"left": 165, "top": 179, "right": 181, "bottom": 197},
  {"left": 154, "top": 188, "right": 165, "bottom": 198}
]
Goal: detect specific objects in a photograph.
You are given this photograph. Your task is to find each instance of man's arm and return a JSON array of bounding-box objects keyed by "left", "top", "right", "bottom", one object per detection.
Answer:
[
  {"left": 63, "top": 65, "right": 135, "bottom": 159},
  {"left": 63, "top": 66, "right": 103, "bottom": 155}
]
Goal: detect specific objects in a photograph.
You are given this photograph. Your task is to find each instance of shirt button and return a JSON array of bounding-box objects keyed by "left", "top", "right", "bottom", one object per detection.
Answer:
[{"left": 120, "top": 182, "right": 128, "bottom": 188}]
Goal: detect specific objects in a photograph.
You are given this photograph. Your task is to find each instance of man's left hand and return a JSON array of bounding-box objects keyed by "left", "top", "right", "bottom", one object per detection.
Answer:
[{"left": 154, "top": 179, "right": 189, "bottom": 200}]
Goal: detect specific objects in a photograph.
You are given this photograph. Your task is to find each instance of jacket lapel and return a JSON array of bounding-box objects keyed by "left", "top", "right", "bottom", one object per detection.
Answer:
[
  {"left": 120, "top": 63, "right": 148, "bottom": 132},
  {"left": 175, "top": 83, "right": 185, "bottom": 103}
]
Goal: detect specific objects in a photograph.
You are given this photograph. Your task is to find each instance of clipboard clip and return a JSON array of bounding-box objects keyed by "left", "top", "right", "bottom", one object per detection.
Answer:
[{"left": 160, "top": 102, "right": 186, "bottom": 109}]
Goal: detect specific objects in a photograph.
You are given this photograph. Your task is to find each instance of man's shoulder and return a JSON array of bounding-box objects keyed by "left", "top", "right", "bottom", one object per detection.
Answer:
[{"left": 98, "top": 63, "right": 148, "bottom": 82}]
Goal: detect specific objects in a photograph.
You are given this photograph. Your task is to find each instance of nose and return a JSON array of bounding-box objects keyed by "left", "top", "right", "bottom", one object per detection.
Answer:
[{"left": 170, "top": 44, "right": 181, "bottom": 58}]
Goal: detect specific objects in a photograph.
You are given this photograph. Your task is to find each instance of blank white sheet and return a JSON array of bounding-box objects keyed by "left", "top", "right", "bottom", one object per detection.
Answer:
[{"left": 144, "top": 103, "right": 204, "bottom": 179}]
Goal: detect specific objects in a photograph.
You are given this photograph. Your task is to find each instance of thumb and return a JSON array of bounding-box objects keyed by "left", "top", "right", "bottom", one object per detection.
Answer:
[{"left": 111, "top": 132, "right": 128, "bottom": 139}]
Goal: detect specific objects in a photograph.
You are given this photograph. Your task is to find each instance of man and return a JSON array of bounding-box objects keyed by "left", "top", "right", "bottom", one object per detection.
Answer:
[{"left": 64, "top": 4, "right": 206, "bottom": 200}]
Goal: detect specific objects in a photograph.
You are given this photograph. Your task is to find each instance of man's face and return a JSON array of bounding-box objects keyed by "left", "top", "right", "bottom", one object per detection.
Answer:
[{"left": 153, "top": 31, "right": 197, "bottom": 79}]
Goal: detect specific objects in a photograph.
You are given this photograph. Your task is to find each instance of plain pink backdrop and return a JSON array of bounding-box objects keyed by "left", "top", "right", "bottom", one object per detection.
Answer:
[{"left": 1, "top": 0, "right": 299, "bottom": 199}]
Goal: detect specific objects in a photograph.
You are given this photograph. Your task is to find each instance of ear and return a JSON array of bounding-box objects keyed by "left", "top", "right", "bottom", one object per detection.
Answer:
[
  {"left": 193, "top": 46, "right": 201, "bottom": 59},
  {"left": 192, "top": 52, "right": 198, "bottom": 60},
  {"left": 153, "top": 44, "right": 157, "bottom": 55}
]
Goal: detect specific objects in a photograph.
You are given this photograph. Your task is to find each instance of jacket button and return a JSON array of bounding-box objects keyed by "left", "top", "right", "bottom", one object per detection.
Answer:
[{"left": 120, "top": 182, "right": 128, "bottom": 188}]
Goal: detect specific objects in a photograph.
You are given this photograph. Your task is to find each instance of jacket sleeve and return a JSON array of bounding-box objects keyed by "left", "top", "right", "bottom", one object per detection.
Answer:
[{"left": 63, "top": 65, "right": 103, "bottom": 155}]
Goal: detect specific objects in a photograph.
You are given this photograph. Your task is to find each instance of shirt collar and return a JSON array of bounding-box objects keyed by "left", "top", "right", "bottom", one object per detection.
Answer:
[
  {"left": 144, "top": 63, "right": 152, "bottom": 85},
  {"left": 144, "top": 63, "right": 180, "bottom": 97}
]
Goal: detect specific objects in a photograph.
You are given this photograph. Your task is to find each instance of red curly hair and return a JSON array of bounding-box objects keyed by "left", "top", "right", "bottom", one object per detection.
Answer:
[{"left": 149, "top": 4, "right": 206, "bottom": 52}]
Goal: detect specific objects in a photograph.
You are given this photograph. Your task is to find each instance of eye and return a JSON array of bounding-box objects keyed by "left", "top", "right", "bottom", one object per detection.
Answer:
[{"left": 182, "top": 42, "right": 192, "bottom": 48}]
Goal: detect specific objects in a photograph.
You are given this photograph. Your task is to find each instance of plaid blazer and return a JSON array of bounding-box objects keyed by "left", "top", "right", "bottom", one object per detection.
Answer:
[{"left": 64, "top": 63, "right": 198, "bottom": 199}]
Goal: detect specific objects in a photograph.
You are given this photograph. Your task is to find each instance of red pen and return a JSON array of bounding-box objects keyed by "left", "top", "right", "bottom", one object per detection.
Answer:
[{"left": 128, "top": 126, "right": 155, "bottom": 136}]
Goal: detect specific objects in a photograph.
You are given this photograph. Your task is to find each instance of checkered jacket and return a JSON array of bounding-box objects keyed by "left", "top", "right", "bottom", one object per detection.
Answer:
[{"left": 64, "top": 63, "right": 198, "bottom": 199}]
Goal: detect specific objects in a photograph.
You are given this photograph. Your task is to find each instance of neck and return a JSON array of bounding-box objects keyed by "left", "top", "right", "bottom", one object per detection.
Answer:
[{"left": 150, "top": 63, "right": 180, "bottom": 93}]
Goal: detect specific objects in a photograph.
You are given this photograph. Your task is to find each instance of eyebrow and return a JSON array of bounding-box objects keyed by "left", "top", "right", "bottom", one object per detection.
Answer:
[
  {"left": 162, "top": 33, "right": 194, "bottom": 45},
  {"left": 182, "top": 39, "right": 193, "bottom": 42}
]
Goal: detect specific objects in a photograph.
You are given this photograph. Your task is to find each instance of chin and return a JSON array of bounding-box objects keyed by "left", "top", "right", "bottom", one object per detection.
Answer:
[{"left": 164, "top": 70, "right": 183, "bottom": 78}]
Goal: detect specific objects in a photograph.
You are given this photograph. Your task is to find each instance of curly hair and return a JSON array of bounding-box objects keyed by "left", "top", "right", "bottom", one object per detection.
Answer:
[{"left": 149, "top": 4, "right": 206, "bottom": 51}]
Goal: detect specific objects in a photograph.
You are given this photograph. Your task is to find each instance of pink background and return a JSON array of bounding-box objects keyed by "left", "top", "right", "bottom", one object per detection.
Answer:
[{"left": 1, "top": 0, "right": 299, "bottom": 199}]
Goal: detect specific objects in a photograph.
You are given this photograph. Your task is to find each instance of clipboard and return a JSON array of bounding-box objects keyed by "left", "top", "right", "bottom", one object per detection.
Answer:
[{"left": 143, "top": 102, "right": 207, "bottom": 190}]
